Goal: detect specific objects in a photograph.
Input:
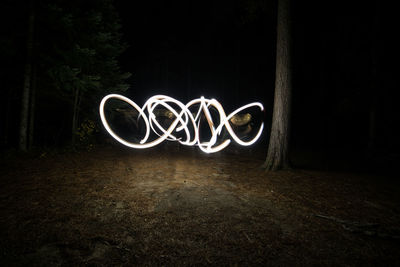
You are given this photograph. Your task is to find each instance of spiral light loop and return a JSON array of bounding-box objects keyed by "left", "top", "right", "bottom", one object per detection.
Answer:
[{"left": 99, "top": 94, "right": 264, "bottom": 153}]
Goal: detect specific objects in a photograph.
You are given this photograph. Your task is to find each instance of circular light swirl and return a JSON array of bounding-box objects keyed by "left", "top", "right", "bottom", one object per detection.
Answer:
[{"left": 99, "top": 94, "right": 264, "bottom": 153}]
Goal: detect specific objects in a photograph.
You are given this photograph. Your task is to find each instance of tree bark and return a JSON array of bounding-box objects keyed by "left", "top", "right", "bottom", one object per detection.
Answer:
[
  {"left": 367, "top": 1, "right": 380, "bottom": 157},
  {"left": 28, "top": 65, "right": 37, "bottom": 149},
  {"left": 71, "top": 87, "right": 81, "bottom": 145},
  {"left": 2, "top": 91, "right": 12, "bottom": 147},
  {"left": 263, "top": 0, "right": 292, "bottom": 171},
  {"left": 19, "top": 4, "right": 35, "bottom": 151}
]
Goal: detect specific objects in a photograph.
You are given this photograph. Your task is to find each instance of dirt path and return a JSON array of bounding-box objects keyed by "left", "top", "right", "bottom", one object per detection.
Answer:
[{"left": 1, "top": 146, "right": 399, "bottom": 265}]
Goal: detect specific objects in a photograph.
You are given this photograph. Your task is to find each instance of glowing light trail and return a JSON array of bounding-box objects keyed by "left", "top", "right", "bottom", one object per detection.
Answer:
[{"left": 99, "top": 94, "right": 264, "bottom": 153}]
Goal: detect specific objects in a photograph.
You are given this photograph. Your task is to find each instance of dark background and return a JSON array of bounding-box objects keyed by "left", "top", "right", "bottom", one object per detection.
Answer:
[
  {"left": 115, "top": 0, "right": 399, "bottom": 156},
  {"left": 2, "top": 2, "right": 400, "bottom": 265},
  {"left": 1, "top": 0, "right": 398, "bottom": 167}
]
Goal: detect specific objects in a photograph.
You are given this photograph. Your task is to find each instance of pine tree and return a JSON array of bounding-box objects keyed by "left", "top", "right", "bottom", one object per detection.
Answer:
[
  {"left": 262, "top": 0, "right": 292, "bottom": 171},
  {"left": 42, "top": 0, "right": 130, "bottom": 145},
  {"left": 19, "top": 1, "right": 35, "bottom": 151}
]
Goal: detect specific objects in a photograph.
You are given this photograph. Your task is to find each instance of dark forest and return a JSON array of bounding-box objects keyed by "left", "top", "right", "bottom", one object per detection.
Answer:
[{"left": 1, "top": 0, "right": 399, "bottom": 265}]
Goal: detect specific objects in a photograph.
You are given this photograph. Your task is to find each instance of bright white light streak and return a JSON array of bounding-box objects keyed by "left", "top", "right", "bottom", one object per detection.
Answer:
[{"left": 99, "top": 94, "right": 264, "bottom": 153}]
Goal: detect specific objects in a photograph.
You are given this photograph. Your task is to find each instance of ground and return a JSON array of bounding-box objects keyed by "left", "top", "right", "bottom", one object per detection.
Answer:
[{"left": 0, "top": 145, "right": 399, "bottom": 266}]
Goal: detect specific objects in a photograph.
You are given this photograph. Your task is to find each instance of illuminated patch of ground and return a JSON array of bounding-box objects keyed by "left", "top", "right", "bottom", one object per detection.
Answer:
[{"left": 0, "top": 146, "right": 399, "bottom": 265}]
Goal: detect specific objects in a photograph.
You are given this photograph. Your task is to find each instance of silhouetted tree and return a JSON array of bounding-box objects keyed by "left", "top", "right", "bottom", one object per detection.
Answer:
[
  {"left": 19, "top": 1, "right": 35, "bottom": 151},
  {"left": 367, "top": 1, "right": 380, "bottom": 156},
  {"left": 28, "top": 65, "right": 37, "bottom": 149},
  {"left": 44, "top": 0, "right": 130, "bottom": 145},
  {"left": 263, "top": 0, "right": 292, "bottom": 171}
]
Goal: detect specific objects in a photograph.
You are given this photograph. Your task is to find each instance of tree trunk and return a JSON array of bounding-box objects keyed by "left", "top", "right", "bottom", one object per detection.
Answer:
[
  {"left": 28, "top": 65, "right": 37, "bottom": 149},
  {"left": 71, "top": 87, "right": 81, "bottom": 146},
  {"left": 367, "top": 1, "right": 380, "bottom": 157},
  {"left": 19, "top": 4, "right": 35, "bottom": 151},
  {"left": 263, "top": 0, "right": 292, "bottom": 171},
  {"left": 2, "top": 91, "right": 12, "bottom": 147}
]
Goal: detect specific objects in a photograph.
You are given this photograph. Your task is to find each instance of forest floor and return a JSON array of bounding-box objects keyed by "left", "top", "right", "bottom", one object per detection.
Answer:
[{"left": 0, "top": 145, "right": 399, "bottom": 266}]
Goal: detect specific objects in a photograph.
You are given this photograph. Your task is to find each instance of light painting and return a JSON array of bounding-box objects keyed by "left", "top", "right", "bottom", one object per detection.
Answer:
[{"left": 99, "top": 94, "right": 264, "bottom": 153}]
